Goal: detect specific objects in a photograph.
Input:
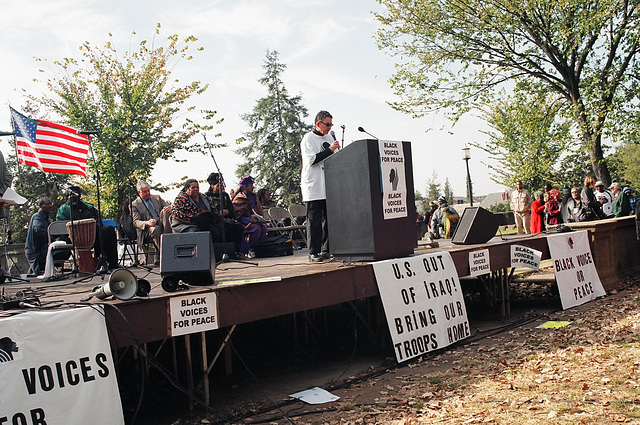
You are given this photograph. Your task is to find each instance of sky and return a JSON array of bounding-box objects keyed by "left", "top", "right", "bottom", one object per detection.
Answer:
[{"left": 0, "top": 0, "right": 506, "bottom": 203}]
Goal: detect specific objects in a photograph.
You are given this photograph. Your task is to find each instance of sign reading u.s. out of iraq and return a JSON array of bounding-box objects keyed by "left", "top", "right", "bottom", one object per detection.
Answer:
[
  {"left": 547, "top": 230, "right": 606, "bottom": 309},
  {"left": 169, "top": 292, "right": 219, "bottom": 336},
  {"left": 372, "top": 252, "right": 470, "bottom": 363}
]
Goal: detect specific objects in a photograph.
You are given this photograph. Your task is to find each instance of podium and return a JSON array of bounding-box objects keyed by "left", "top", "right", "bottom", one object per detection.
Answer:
[{"left": 324, "top": 139, "right": 416, "bottom": 261}]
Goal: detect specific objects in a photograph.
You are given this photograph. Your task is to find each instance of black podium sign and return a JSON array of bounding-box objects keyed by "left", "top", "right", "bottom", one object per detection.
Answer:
[{"left": 324, "top": 139, "right": 416, "bottom": 260}]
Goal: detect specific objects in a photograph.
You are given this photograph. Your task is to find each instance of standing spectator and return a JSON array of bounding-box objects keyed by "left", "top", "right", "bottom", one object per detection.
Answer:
[
  {"left": 25, "top": 198, "right": 52, "bottom": 277},
  {"left": 300, "top": 110, "right": 340, "bottom": 262},
  {"left": 510, "top": 180, "right": 532, "bottom": 234},
  {"left": 594, "top": 180, "right": 614, "bottom": 218},
  {"left": 611, "top": 182, "right": 632, "bottom": 217},
  {"left": 560, "top": 186, "right": 571, "bottom": 223},
  {"left": 545, "top": 189, "right": 562, "bottom": 225},
  {"left": 566, "top": 187, "right": 588, "bottom": 222},
  {"left": 581, "top": 176, "right": 603, "bottom": 220},
  {"left": 530, "top": 192, "right": 545, "bottom": 234},
  {"left": 624, "top": 187, "right": 636, "bottom": 214}
]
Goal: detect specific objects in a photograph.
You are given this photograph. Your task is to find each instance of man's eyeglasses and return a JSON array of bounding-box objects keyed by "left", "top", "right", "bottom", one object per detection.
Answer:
[{"left": 319, "top": 121, "right": 333, "bottom": 127}]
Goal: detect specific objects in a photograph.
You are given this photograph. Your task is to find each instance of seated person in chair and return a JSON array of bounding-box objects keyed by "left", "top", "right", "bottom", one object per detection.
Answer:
[
  {"left": 25, "top": 198, "right": 52, "bottom": 277},
  {"left": 56, "top": 186, "right": 119, "bottom": 270},
  {"left": 171, "top": 179, "right": 214, "bottom": 233},
  {"left": 232, "top": 176, "right": 268, "bottom": 258},
  {"left": 205, "top": 172, "right": 244, "bottom": 254},
  {"left": 131, "top": 180, "right": 172, "bottom": 264}
]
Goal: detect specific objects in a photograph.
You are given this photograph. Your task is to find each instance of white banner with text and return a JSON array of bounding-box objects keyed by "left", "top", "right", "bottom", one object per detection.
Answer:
[
  {"left": 378, "top": 140, "right": 408, "bottom": 220},
  {"left": 372, "top": 252, "right": 470, "bottom": 363},
  {"left": 0, "top": 307, "right": 124, "bottom": 424},
  {"left": 547, "top": 231, "right": 606, "bottom": 309},
  {"left": 170, "top": 292, "right": 219, "bottom": 336}
]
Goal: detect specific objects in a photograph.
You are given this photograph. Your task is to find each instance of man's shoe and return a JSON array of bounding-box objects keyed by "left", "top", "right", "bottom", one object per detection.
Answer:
[
  {"left": 320, "top": 252, "right": 333, "bottom": 260},
  {"left": 309, "top": 253, "right": 323, "bottom": 262}
]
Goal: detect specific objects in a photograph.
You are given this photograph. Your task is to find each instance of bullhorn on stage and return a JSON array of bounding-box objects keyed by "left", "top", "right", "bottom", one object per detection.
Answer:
[{"left": 88, "top": 269, "right": 150, "bottom": 301}]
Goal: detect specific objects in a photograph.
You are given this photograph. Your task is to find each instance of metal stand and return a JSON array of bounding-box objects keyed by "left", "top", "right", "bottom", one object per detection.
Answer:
[
  {"left": 204, "top": 135, "right": 256, "bottom": 267},
  {"left": 0, "top": 210, "right": 28, "bottom": 283}
]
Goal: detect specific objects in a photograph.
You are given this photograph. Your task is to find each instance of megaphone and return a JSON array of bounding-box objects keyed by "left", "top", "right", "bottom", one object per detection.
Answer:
[{"left": 90, "top": 269, "right": 139, "bottom": 300}]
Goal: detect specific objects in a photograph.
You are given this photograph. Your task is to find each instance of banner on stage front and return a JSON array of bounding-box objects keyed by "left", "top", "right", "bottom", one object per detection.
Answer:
[
  {"left": 468, "top": 249, "right": 490, "bottom": 277},
  {"left": 510, "top": 245, "right": 542, "bottom": 271},
  {"left": 0, "top": 307, "right": 124, "bottom": 424},
  {"left": 170, "top": 292, "right": 219, "bottom": 336},
  {"left": 372, "top": 252, "right": 470, "bottom": 363},
  {"left": 378, "top": 140, "right": 408, "bottom": 220},
  {"left": 547, "top": 231, "right": 606, "bottom": 309}
]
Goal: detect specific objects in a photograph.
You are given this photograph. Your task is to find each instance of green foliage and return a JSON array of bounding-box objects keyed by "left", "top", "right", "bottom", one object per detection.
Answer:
[
  {"left": 473, "top": 88, "right": 572, "bottom": 191},
  {"left": 443, "top": 177, "right": 454, "bottom": 205},
  {"left": 236, "top": 50, "right": 312, "bottom": 206},
  {"left": 30, "top": 25, "right": 216, "bottom": 219},
  {"left": 375, "top": 0, "right": 640, "bottom": 185},
  {"left": 6, "top": 153, "right": 71, "bottom": 243},
  {"left": 612, "top": 144, "right": 640, "bottom": 191},
  {"left": 425, "top": 172, "right": 442, "bottom": 202}
]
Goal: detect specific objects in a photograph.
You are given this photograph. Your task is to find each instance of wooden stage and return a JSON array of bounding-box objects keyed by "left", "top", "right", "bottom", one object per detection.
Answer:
[{"left": 1, "top": 232, "right": 554, "bottom": 348}]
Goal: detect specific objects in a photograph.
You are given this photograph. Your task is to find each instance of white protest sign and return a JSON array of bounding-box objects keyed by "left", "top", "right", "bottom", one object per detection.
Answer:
[
  {"left": 170, "top": 292, "right": 219, "bottom": 336},
  {"left": 372, "top": 252, "right": 470, "bottom": 363},
  {"left": 0, "top": 307, "right": 124, "bottom": 425},
  {"left": 547, "top": 231, "right": 606, "bottom": 309},
  {"left": 468, "top": 249, "right": 490, "bottom": 277},
  {"left": 378, "top": 140, "right": 408, "bottom": 220},
  {"left": 510, "top": 245, "right": 542, "bottom": 270}
]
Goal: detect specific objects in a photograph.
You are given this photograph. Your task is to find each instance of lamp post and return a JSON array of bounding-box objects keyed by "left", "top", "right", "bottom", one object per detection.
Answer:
[{"left": 462, "top": 147, "right": 473, "bottom": 206}]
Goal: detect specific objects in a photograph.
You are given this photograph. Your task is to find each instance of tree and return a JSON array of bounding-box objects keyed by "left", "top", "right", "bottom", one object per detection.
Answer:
[
  {"left": 30, "top": 25, "right": 215, "bottom": 219},
  {"left": 425, "top": 172, "right": 442, "bottom": 202},
  {"left": 443, "top": 177, "right": 454, "bottom": 205},
  {"left": 375, "top": 0, "right": 640, "bottom": 185},
  {"left": 473, "top": 87, "right": 572, "bottom": 191},
  {"left": 236, "top": 50, "right": 312, "bottom": 206}
]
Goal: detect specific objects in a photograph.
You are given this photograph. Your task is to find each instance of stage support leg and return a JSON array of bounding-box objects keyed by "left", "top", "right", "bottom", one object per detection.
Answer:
[
  {"left": 201, "top": 331, "right": 209, "bottom": 405},
  {"left": 206, "top": 325, "right": 237, "bottom": 381},
  {"left": 185, "top": 334, "right": 194, "bottom": 415},
  {"left": 477, "top": 267, "right": 515, "bottom": 318},
  {"left": 347, "top": 301, "right": 379, "bottom": 343}
]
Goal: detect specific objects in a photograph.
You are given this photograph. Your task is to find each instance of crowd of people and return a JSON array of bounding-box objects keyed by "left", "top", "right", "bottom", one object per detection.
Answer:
[
  {"left": 509, "top": 176, "right": 635, "bottom": 235},
  {"left": 23, "top": 173, "right": 294, "bottom": 277}
]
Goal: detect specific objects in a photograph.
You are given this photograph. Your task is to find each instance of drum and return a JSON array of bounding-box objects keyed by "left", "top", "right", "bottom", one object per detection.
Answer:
[{"left": 67, "top": 218, "right": 96, "bottom": 273}]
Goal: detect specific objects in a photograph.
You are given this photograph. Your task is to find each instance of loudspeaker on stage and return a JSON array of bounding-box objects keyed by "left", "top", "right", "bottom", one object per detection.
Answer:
[{"left": 451, "top": 207, "right": 500, "bottom": 245}]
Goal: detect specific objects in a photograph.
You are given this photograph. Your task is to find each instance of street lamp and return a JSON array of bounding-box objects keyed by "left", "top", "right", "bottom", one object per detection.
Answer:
[{"left": 462, "top": 147, "right": 473, "bottom": 206}]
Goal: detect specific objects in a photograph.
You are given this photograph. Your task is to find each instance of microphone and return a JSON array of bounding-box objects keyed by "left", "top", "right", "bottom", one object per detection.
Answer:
[
  {"left": 77, "top": 130, "right": 100, "bottom": 136},
  {"left": 358, "top": 126, "right": 379, "bottom": 140},
  {"left": 330, "top": 130, "right": 337, "bottom": 141},
  {"left": 0, "top": 131, "right": 15, "bottom": 137}
]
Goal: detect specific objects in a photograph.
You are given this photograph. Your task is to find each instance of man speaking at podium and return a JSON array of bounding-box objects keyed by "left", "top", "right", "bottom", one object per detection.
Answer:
[{"left": 300, "top": 110, "right": 340, "bottom": 262}]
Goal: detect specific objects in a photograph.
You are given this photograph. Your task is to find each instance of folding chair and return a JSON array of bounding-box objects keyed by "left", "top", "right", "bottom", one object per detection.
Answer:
[
  {"left": 287, "top": 204, "right": 307, "bottom": 248},
  {"left": 42, "top": 221, "right": 74, "bottom": 277},
  {"left": 266, "top": 207, "right": 306, "bottom": 249}
]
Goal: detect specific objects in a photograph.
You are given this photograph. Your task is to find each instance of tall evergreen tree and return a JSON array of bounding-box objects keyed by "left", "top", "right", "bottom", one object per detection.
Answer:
[{"left": 236, "top": 50, "right": 312, "bottom": 206}]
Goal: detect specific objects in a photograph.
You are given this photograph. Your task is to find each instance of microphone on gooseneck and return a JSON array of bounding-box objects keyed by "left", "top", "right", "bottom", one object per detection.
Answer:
[{"left": 358, "top": 126, "right": 379, "bottom": 140}]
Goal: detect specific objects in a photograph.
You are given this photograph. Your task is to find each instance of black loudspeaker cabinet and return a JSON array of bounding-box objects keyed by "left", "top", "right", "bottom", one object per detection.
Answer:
[
  {"left": 451, "top": 206, "right": 499, "bottom": 245},
  {"left": 324, "top": 139, "right": 416, "bottom": 260},
  {"left": 160, "top": 232, "right": 215, "bottom": 286}
]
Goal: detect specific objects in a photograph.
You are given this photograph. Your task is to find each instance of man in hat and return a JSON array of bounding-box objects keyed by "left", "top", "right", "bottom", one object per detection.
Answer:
[
  {"left": 232, "top": 176, "right": 268, "bottom": 259},
  {"left": 611, "top": 182, "right": 632, "bottom": 217},
  {"left": 206, "top": 172, "right": 244, "bottom": 254},
  {"left": 300, "top": 110, "right": 340, "bottom": 262},
  {"left": 594, "top": 180, "right": 614, "bottom": 218},
  {"left": 56, "top": 186, "right": 120, "bottom": 271},
  {"left": 24, "top": 198, "right": 52, "bottom": 276},
  {"left": 131, "top": 180, "right": 171, "bottom": 265}
]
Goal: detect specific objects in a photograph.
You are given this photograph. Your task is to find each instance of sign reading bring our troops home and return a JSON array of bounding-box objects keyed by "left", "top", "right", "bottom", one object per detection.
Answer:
[{"left": 372, "top": 252, "right": 470, "bottom": 363}]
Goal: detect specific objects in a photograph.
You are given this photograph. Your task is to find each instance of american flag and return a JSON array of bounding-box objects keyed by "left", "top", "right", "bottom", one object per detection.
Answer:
[{"left": 10, "top": 107, "right": 90, "bottom": 177}]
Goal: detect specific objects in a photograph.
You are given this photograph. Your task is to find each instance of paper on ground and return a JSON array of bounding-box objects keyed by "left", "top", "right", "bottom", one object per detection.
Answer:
[{"left": 289, "top": 387, "right": 340, "bottom": 404}]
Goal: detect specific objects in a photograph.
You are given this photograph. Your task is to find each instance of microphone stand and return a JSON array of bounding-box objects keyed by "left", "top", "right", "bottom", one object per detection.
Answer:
[{"left": 204, "top": 135, "right": 256, "bottom": 266}]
